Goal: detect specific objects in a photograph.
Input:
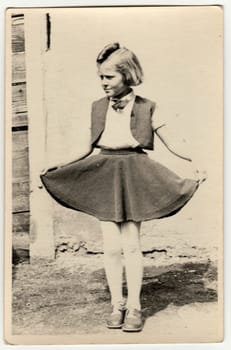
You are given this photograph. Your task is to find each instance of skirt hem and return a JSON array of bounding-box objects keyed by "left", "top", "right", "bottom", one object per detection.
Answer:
[
  {"left": 40, "top": 149, "right": 200, "bottom": 223},
  {"left": 41, "top": 175, "right": 200, "bottom": 223}
]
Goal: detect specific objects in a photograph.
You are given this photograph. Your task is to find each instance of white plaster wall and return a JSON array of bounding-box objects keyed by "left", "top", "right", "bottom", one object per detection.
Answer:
[{"left": 30, "top": 7, "right": 222, "bottom": 250}]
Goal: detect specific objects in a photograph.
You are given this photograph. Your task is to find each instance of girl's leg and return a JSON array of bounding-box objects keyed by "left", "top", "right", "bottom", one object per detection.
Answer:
[
  {"left": 100, "top": 221, "right": 124, "bottom": 310},
  {"left": 121, "top": 221, "right": 143, "bottom": 310}
]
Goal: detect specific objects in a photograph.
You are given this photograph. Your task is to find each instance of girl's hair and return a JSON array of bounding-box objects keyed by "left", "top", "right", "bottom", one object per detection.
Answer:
[{"left": 96, "top": 42, "right": 143, "bottom": 86}]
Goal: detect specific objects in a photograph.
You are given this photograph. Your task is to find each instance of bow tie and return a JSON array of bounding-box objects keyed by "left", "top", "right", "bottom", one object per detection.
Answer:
[{"left": 111, "top": 98, "right": 130, "bottom": 111}]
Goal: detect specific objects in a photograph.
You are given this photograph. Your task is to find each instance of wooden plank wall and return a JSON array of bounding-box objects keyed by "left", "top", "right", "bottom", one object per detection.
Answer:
[{"left": 12, "top": 14, "right": 30, "bottom": 250}]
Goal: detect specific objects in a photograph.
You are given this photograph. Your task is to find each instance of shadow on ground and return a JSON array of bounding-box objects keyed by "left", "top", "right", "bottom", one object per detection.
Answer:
[
  {"left": 95, "top": 261, "right": 217, "bottom": 323},
  {"left": 12, "top": 259, "right": 217, "bottom": 335},
  {"left": 141, "top": 262, "right": 217, "bottom": 320}
]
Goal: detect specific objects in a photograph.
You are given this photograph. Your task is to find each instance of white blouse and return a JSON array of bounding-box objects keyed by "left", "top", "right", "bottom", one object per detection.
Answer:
[{"left": 97, "top": 91, "right": 157, "bottom": 149}]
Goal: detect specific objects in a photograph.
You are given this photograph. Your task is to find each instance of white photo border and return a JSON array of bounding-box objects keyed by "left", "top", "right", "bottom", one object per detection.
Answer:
[{"left": 1, "top": 1, "right": 230, "bottom": 350}]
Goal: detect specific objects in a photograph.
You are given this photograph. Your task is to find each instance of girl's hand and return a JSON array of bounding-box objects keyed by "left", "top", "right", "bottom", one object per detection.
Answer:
[
  {"left": 40, "top": 164, "right": 64, "bottom": 176},
  {"left": 193, "top": 168, "right": 207, "bottom": 185}
]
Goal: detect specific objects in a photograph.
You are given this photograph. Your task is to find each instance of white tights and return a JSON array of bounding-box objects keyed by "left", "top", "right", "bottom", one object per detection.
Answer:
[{"left": 101, "top": 221, "right": 143, "bottom": 311}]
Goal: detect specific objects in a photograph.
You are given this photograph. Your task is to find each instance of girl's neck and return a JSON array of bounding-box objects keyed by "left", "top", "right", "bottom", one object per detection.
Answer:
[{"left": 112, "top": 87, "right": 132, "bottom": 100}]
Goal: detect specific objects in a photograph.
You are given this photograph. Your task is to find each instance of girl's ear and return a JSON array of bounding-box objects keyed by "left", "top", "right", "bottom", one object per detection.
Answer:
[{"left": 121, "top": 71, "right": 130, "bottom": 86}]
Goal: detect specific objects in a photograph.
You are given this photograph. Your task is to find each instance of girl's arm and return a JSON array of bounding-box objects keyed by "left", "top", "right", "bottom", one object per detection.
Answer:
[
  {"left": 41, "top": 108, "right": 94, "bottom": 175},
  {"left": 152, "top": 103, "right": 192, "bottom": 162},
  {"left": 154, "top": 124, "right": 192, "bottom": 162},
  {"left": 62, "top": 146, "right": 94, "bottom": 165},
  {"left": 152, "top": 105, "right": 207, "bottom": 184},
  {"left": 41, "top": 145, "right": 94, "bottom": 175}
]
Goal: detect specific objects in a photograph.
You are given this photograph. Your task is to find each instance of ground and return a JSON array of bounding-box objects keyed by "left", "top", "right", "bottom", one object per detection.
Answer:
[
  {"left": 11, "top": 246, "right": 221, "bottom": 344},
  {"left": 11, "top": 201, "right": 222, "bottom": 344}
]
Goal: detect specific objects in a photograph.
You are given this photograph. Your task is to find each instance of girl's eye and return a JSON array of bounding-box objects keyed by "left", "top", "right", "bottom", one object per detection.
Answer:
[{"left": 99, "top": 75, "right": 115, "bottom": 80}]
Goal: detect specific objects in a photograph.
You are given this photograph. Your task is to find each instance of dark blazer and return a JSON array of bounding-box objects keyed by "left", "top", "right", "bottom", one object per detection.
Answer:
[{"left": 91, "top": 95, "right": 156, "bottom": 150}]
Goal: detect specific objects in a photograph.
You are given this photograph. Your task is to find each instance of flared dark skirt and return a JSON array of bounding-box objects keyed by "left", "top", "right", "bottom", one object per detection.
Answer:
[{"left": 40, "top": 148, "right": 199, "bottom": 222}]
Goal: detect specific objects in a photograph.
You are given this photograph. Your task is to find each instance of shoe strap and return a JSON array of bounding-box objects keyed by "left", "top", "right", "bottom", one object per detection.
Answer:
[
  {"left": 112, "top": 301, "right": 127, "bottom": 312},
  {"left": 126, "top": 308, "right": 141, "bottom": 317}
]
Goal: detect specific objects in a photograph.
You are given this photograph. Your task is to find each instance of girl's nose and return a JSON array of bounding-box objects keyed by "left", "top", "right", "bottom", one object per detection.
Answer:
[{"left": 102, "top": 78, "right": 108, "bottom": 87}]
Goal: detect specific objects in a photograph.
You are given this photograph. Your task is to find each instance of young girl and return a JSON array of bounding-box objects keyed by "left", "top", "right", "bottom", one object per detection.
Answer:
[{"left": 41, "top": 42, "right": 205, "bottom": 332}]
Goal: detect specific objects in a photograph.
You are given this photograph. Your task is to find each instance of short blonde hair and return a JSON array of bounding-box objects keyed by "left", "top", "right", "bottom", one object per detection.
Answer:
[{"left": 96, "top": 43, "right": 143, "bottom": 86}]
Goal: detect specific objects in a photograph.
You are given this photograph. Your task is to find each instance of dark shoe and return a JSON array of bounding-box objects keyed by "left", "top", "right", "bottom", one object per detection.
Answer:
[
  {"left": 122, "top": 309, "right": 143, "bottom": 332},
  {"left": 106, "top": 308, "right": 126, "bottom": 329}
]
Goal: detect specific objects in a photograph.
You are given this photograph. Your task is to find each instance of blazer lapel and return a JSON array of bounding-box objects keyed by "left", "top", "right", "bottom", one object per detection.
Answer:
[
  {"left": 131, "top": 95, "right": 142, "bottom": 119},
  {"left": 93, "top": 97, "right": 109, "bottom": 141},
  {"left": 95, "top": 97, "right": 109, "bottom": 124}
]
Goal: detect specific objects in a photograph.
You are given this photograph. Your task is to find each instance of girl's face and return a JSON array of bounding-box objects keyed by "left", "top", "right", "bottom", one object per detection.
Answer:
[{"left": 98, "top": 61, "right": 129, "bottom": 98}]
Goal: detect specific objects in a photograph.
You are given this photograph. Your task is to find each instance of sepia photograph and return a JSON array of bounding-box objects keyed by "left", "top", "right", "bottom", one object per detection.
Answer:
[{"left": 5, "top": 5, "right": 223, "bottom": 345}]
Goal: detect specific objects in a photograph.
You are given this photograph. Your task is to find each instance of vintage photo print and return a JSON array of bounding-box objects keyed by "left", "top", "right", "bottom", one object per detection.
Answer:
[{"left": 5, "top": 6, "right": 223, "bottom": 345}]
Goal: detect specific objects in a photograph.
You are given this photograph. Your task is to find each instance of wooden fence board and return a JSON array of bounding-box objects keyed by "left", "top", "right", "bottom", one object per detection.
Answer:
[
  {"left": 12, "top": 83, "right": 27, "bottom": 115},
  {"left": 12, "top": 212, "right": 30, "bottom": 257},
  {"left": 11, "top": 14, "right": 30, "bottom": 257},
  {"left": 12, "top": 111, "right": 28, "bottom": 128},
  {"left": 12, "top": 131, "right": 29, "bottom": 182},
  {"left": 12, "top": 180, "right": 29, "bottom": 212},
  {"left": 12, "top": 16, "right": 25, "bottom": 53},
  {"left": 12, "top": 52, "right": 26, "bottom": 83},
  {"left": 12, "top": 212, "right": 30, "bottom": 234}
]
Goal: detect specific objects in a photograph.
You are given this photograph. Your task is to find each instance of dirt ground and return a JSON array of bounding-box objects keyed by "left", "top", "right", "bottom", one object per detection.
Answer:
[
  {"left": 11, "top": 201, "right": 222, "bottom": 344},
  {"left": 11, "top": 246, "right": 221, "bottom": 344}
]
